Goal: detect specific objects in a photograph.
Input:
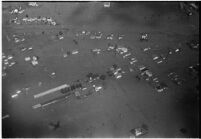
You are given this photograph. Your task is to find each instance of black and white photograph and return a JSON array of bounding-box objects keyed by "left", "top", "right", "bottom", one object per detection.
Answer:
[{"left": 1, "top": 1, "right": 199, "bottom": 138}]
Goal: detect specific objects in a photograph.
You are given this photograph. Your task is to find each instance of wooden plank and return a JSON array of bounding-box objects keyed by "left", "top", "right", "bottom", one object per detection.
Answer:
[
  {"left": 34, "top": 84, "right": 69, "bottom": 99},
  {"left": 32, "top": 94, "right": 70, "bottom": 109}
]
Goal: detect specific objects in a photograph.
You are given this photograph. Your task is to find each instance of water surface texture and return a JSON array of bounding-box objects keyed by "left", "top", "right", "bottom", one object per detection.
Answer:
[{"left": 2, "top": 2, "right": 199, "bottom": 138}]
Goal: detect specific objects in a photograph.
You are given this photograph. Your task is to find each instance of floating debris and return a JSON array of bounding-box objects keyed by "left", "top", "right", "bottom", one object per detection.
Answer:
[
  {"left": 123, "top": 53, "right": 131, "bottom": 59},
  {"left": 116, "top": 46, "right": 128, "bottom": 55},
  {"left": 31, "top": 56, "right": 39, "bottom": 66},
  {"left": 187, "top": 40, "right": 199, "bottom": 50},
  {"left": 107, "top": 65, "right": 125, "bottom": 79},
  {"left": 22, "top": 17, "right": 57, "bottom": 26},
  {"left": 14, "top": 37, "right": 25, "bottom": 43},
  {"left": 9, "top": 6, "right": 24, "bottom": 14},
  {"left": 141, "top": 70, "right": 153, "bottom": 78},
  {"left": 25, "top": 56, "right": 31, "bottom": 61},
  {"left": 48, "top": 121, "right": 60, "bottom": 130},
  {"left": 38, "top": 81, "right": 42, "bottom": 87},
  {"left": 174, "top": 48, "right": 181, "bottom": 53},
  {"left": 129, "top": 57, "right": 138, "bottom": 65},
  {"left": 28, "top": 2, "right": 39, "bottom": 7},
  {"left": 129, "top": 67, "right": 134, "bottom": 72},
  {"left": 91, "top": 48, "right": 101, "bottom": 55},
  {"left": 138, "top": 65, "right": 147, "bottom": 72},
  {"left": 188, "top": 64, "right": 199, "bottom": 78},
  {"left": 86, "top": 73, "right": 100, "bottom": 82},
  {"left": 106, "top": 34, "right": 114, "bottom": 40},
  {"left": 152, "top": 54, "right": 165, "bottom": 64},
  {"left": 140, "top": 33, "right": 148, "bottom": 41},
  {"left": 89, "top": 34, "right": 96, "bottom": 39},
  {"left": 130, "top": 124, "right": 149, "bottom": 138},
  {"left": 107, "top": 43, "right": 116, "bottom": 51},
  {"left": 28, "top": 47, "right": 33, "bottom": 50},
  {"left": 63, "top": 53, "right": 68, "bottom": 58},
  {"left": 58, "top": 36, "right": 64, "bottom": 40},
  {"left": 21, "top": 47, "right": 27, "bottom": 52},
  {"left": 168, "top": 72, "right": 184, "bottom": 86},
  {"left": 8, "top": 62, "right": 16, "bottom": 67},
  {"left": 153, "top": 77, "right": 159, "bottom": 83},
  {"left": 51, "top": 72, "right": 56, "bottom": 77},
  {"left": 2, "top": 54, "right": 16, "bottom": 69},
  {"left": 117, "top": 34, "right": 124, "bottom": 40},
  {"left": 2, "top": 72, "right": 7, "bottom": 78},
  {"left": 2, "top": 114, "right": 10, "bottom": 120},
  {"left": 103, "top": 2, "right": 110, "bottom": 8},
  {"left": 23, "top": 87, "right": 30, "bottom": 94},
  {"left": 154, "top": 82, "right": 168, "bottom": 93},
  {"left": 16, "top": 90, "right": 22, "bottom": 94},
  {"left": 11, "top": 94, "right": 18, "bottom": 98},
  {"left": 10, "top": 17, "right": 21, "bottom": 24},
  {"left": 180, "top": 2, "right": 198, "bottom": 16},
  {"left": 76, "top": 30, "right": 90, "bottom": 37},
  {"left": 82, "top": 87, "right": 87, "bottom": 91},
  {"left": 74, "top": 91, "right": 81, "bottom": 99},
  {"left": 95, "top": 32, "right": 103, "bottom": 39},
  {"left": 31, "top": 60, "right": 38, "bottom": 66},
  {"left": 152, "top": 54, "right": 159, "bottom": 60},
  {"left": 7, "top": 55, "right": 13, "bottom": 60},
  {"left": 143, "top": 47, "right": 151, "bottom": 52},
  {"left": 72, "top": 50, "right": 79, "bottom": 55},
  {"left": 93, "top": 85, "right": 103, "bottom": 92}
]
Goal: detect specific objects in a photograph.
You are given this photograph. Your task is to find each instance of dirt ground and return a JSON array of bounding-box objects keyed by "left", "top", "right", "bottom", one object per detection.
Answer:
[{"left": 2, "top": 2, "right": 199, "bottom": 138}]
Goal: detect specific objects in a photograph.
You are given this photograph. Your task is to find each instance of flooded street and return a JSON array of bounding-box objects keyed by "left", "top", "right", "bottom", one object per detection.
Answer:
[{"left": 2, "top": 2, "right": 199, "bottom": 138}]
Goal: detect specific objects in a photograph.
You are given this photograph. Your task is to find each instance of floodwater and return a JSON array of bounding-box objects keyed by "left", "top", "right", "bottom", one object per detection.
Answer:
[{"left": 2, "top": 2, "right": 199, "bottom": 138}]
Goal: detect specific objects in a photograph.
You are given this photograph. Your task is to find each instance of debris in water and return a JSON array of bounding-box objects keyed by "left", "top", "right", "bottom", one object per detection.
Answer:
[
  {"left": 180, "top": 128, "right": 188, "bottom": 134},
  {"left": 103, "top": 2, "right": 110, "bottom": 8},
  {"left": 31, "top": 56, "right": 39, "bottom": 66},
  {"left": 31, "top": 60, "right": 38, "bottom": 66},
  {"left": 130, "top": 124, "right": 149, "bottom": 137},
  {"left": 91, "top": 48, "right": 101, "bottom": 55},
  {"left": 11, "top": 94, "right": 18, "bottom": 98},
  {"left": 72, "top": 50, "right": 79, "bottom": 55},
  {"left": 143, "top": 47, "right": 151, "bottom": 52},
  {"left": 16, "top": 90, "right": 22, "bottom": 94},
  {"left": 187, "top": 40, "right": 199, "bottom": 50},
  {"left": 129, "top": 57, "right": 138, "bottom": 65},
  {"left": 48, "top": 121, "right": 60, "bottom": 130},
  {"left": 25, "top": 56, "right": 31, "bottom": 61},
  {"left": 75, "top": 91, "right": 81, "bottom": 99},
  {"left": 2, "top": 114, "right": 10, "bottom": 120},
  {"left": 93, "top": 85, "right": 103, "bottom": 92},
  {"left": 123, "top": 53, "right": 131, "bottom": 59},
  {"left": 140, "top": 33, "right": 148, "bottom": 41},
  {"left": 106, "top": 34, "right": 114, "bottom": 40},
  {"left": 168, "top": 72, "right": 184, "bottom": 86},
  {"left": 155, "top": 82, "right": 168, "bottom": 93},
  {"left": 38, "top": 82, "right": 42, "bottom": 87},
  {"left": 118, "top": 34, "right": 124, "bottom": 40},
  {"left": 28, "top": 2, "right": 39, "bottom": 7}
]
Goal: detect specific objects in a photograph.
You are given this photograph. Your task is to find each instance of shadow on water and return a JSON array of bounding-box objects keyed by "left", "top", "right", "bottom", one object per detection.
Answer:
[
  {"left": 66, "top": 2, "right": 183, "bottom": 28},
  {"left": 66, "top": 2, "right": 139, "bottom": 27},
  {"left": 141, "top": 2, "right": 181, "bottom": 15},
  {"left": 176, "top": 87, "right": 199, "bottom": 137},
  {"left": 3, "top": 121, "right": 43, "bottom": 138}
]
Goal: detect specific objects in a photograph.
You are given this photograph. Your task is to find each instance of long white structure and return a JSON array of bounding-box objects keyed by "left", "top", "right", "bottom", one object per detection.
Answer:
[{"left": 34, "top": 84, "right": 69, "bottom": 99}]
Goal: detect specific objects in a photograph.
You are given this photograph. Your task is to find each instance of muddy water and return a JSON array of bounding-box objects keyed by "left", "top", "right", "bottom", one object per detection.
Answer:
[{"left": 2, "top": 2, "right": 199, "bottom": 138}]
